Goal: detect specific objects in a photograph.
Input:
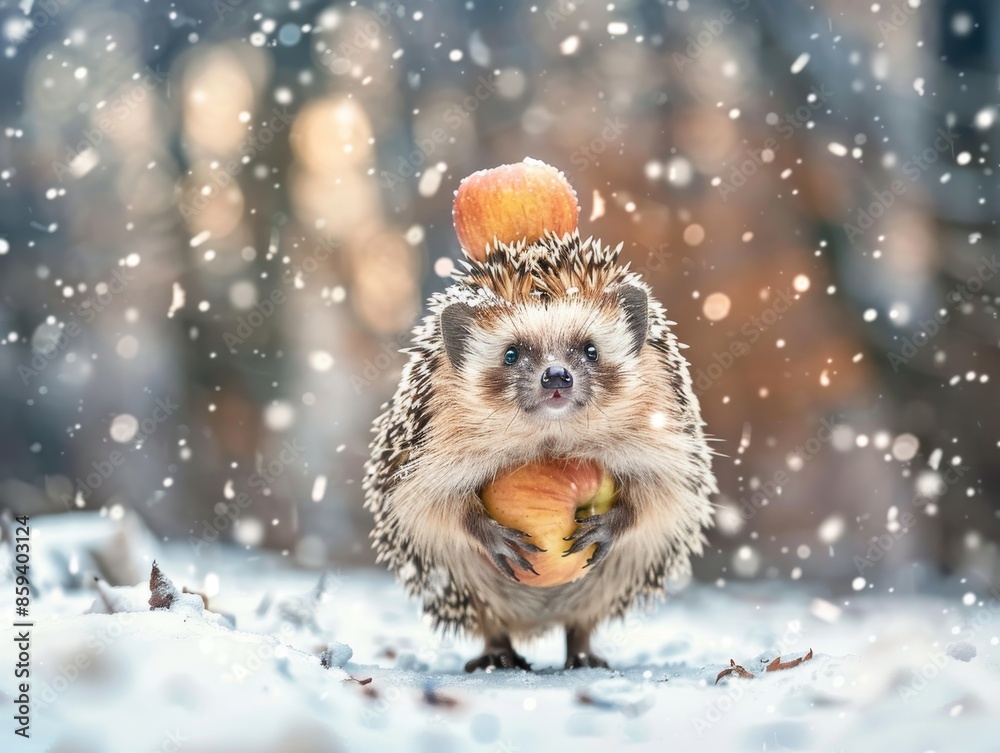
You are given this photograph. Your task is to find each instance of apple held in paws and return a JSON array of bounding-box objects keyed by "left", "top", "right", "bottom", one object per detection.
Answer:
[
  {"left": 480, "top": 459, "right": 617, "bottom": 587},
  {"left": 452, "top": 158, "right": 580, "bottom": 262}
]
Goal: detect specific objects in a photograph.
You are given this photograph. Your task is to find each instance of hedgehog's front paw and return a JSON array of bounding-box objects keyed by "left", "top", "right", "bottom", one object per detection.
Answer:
[
  {"left": 563, "top": 506, "right": 631, "bottom": 569},
  {"left": 467, "top": 513, "right": 545, "bottom": 582}
]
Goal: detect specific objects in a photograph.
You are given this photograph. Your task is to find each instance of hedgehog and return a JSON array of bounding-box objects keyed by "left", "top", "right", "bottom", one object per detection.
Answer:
[{"left": 363, "top": 232, "right": 716, "bottom": 671}]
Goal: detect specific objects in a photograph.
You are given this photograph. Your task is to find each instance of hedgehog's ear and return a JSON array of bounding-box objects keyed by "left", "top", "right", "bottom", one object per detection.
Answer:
[
  {"left": 619, "top": 285, "right": 649, "bottom": 355},
  {"left": 440, "top": 303, "right": 476, "bottom": 370}
]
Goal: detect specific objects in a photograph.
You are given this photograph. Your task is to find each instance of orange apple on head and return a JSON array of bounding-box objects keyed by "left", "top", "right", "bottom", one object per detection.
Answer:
[
  {"left": 480, "top": 460, "right": 617, "bottom": 587},
  {"left": 452, "top": 158, "right": 580, "bottom": 262}
]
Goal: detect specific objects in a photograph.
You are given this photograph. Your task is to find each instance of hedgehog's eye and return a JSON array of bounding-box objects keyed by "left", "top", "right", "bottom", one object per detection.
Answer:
[
  {"left": 503, "top": 346, "right": 519, "bottom": 365},
  {"left": 584, "top": 343, "right": 599, "bottom": 362}
]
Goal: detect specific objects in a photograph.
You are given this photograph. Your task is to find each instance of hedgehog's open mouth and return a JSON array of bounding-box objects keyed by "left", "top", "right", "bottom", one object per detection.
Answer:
[
  {"left": 523, "top": 387, "right": 583, "bottom": 418},
  {"left": 539, "top": 388, "right": 576, "bottom": 413}
]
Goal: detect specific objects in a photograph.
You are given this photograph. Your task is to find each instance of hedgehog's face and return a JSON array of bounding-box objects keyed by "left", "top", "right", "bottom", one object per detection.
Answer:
[{"left": 439, "top": 285, "right": 648, "bottom": 422}]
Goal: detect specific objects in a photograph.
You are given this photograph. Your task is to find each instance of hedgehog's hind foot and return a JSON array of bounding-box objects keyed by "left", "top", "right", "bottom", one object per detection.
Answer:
[
  {"left": 464, "top": 636, "right": 532, "bottom": 673},
  {"left": 564, "top": 623, "right": 610, "bottom": 670}
]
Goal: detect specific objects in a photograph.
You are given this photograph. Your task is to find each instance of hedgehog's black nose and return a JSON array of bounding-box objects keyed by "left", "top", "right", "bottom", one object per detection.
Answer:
[{"left": 541, "top": 365, "right": 573, "bottom": 390}]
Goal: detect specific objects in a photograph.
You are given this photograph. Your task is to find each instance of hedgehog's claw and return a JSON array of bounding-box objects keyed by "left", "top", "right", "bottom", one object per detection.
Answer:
[
  {"left": 468, "top": 514, "right": 543, "bottom": 581},
  {"left": 506, "top": 527, "right": 545, "bottom": 554},
  {"left": 562, "top": 508, "right": 629, "bottom": 568},
  {"left": 489, "top": 524, "right": 542, "bottom": 579},
  {"left": 583, "top": 544, "right": 612, "bottom": 569}
]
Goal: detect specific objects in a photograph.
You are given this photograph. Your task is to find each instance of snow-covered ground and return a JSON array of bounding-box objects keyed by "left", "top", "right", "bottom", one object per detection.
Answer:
[{"left": 2, "top": 514, "right": 999, "bottom": 753}]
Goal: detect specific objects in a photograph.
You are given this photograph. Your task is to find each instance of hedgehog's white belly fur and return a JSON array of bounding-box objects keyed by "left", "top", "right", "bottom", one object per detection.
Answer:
[
  {"left": 440, "top": 543, "right": 663, "bottom": 635},
  {"left": 459, "top": 564, "right": 627, "bottom": 633}
]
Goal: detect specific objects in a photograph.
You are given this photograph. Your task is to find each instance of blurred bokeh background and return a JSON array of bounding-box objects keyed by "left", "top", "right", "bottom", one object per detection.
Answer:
[{"left": 0, "top": 0, "right": 997, "bottom": 591}]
